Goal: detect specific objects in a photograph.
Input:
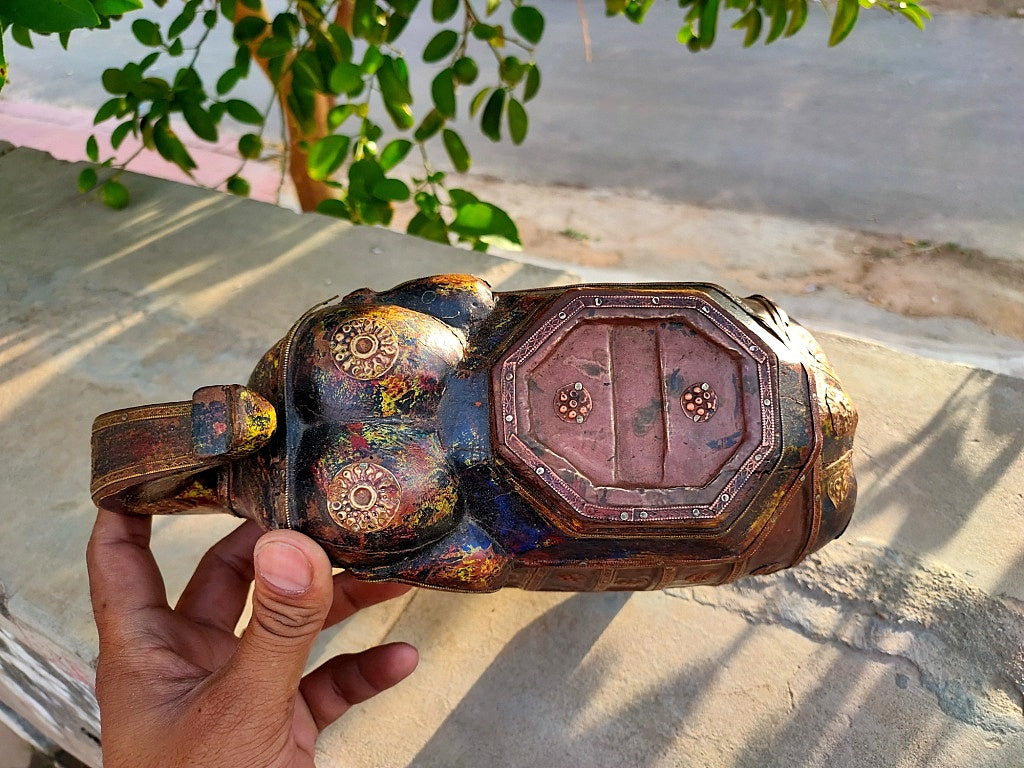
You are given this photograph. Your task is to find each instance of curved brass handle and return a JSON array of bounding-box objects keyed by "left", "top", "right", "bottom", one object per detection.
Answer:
[{"left": 90, "top": 385, "right": 276, "bottom": 515}]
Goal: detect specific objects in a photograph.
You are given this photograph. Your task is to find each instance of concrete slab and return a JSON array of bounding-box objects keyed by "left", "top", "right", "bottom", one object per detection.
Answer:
[{"left": 1, "top": 146, "right": 1021, "bottom": 767}]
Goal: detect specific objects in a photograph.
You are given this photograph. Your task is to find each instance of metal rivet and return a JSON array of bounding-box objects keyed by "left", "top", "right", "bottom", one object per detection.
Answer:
[
  {"left": 359, "top": 462, "right": 368, "bottom": 469},
  {"left": 505, "top": 414, "right": 514, "bottom": 422},
  {"left": 620, "top": 512, "right": 629, "bottom": 520},
  {"left": 651, "top": 297, "right": 660, "bottom": 305},
  {"left": 574, "top": 382, "right": 582, "bottom": 390},
  {"left": 799, "top": 474, "right": 806, "bottom": 482},
  {"left": 505, "top": 372, "right": 514, "bottom": 381},
  {"left": 576, "top": 416, "right": 584, "bottom": 424},
  {"left": 701, "top": 383, "right": 709, "bottom": 391},
  {"left": 594, "top": 297, "right": 603, "bottom": 306},
  {"left": 702, "top": 306, "right": 710, "bottom": 313},
  {"left": 558, "top": 311, "right": 567, "bottom": 320},
  {"left": 722, "top": 493, "right": 730, "bottom": 502},
  {"left": 639, "top": 510, "right": 649, "bottom": 519},
  {"left": 754, "top": 454, "right": 763, "bottom": 461},
  {"left": 764, "top": 398, "right": 771, "bottom": 406},
  {"left": 536, "top": 466, "right": 545, "bottom": 475}
]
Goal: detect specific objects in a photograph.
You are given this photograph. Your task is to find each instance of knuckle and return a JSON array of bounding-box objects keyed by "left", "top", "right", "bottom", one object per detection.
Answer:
[{"left": 252, "top": 595, "right": 324, "bottom": 640}]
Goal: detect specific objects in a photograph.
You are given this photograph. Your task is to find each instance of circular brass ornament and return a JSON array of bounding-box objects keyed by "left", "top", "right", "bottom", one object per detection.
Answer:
[
  {"left": 329, "top": 318, "right": 399, "bottom": 380},
  {"left": 554, "top": 382, "right": 592, "bottom": 424},
  {"left": 681, "top": 382, "right": 718, "bottom": 423},
  {"left": 326, "top": 461, "right": 402, "bottom": 533}
]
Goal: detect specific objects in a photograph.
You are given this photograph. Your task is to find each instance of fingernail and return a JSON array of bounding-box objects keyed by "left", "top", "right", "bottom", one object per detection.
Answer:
[{"left": 255, "top": 540, "right": 313, "bottom": 594}]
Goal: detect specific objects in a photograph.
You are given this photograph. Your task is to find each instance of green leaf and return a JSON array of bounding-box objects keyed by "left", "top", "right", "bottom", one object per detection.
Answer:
[
  {"left": 167, "top": 37, "right": 184, "bottom": 56},
  {"left": 216, "top": 67, "right": 241, "bottom": 95},
  {"left": 257, "top": 35, "right": 292, "bottom": 58},
  {"left": 94, "top": 97, "right": 124, "bottom": 124},
  {"left": 327, "top": 23, "right": 353, "bottom": 61},
  {"left": 240, "top": 0, "right": 261, "bottom": 10},
  {"left": 423, "top": 30, "right": 459, "bottom": 62},
  {"left": 1, "top": 34, "right": 8, "bottom": 92},
  {"left": 407, "top": 211, "right": 450, "bottom": 244},
  {"left": 183, "top": 103, "right": 218, "bottom": 141},
  {"left": 698, "top": 0, "right": 719, "bottom": 48},
  {"left": 204, "top": 9, "right": 218, "bottom": 28},
  {"left": 470, "top": 87, "right": 491, "bottom": 117},
  {"left": 432, "top": 0, "right": 460, "bottom": 22},
  {"left": 731, "top": 9, "right": 761, "bottom": 47},
  {"left": 507, "top": 97, "right": 527, "bottom": 145},
  {"left": 307, "top": 134, "right": 351, "bottom": 181},
  {"left": 77, "top": 167, "right": 97, "bottom": 192},
  {"left": 329, "top": 61, "right": 363, "bottom": 95},
  {"left": 131, "top": 19, "right": 161, "bottom": 46},
  {"left": 95, "top": 0, "right": 144, "bottom": 16},
  {"left": 316, "top": 198, "right": 351, "bottom": 219},
  {"left": 226, "top": 175, "right": 250, "bottom": 196},
  {"left": 480, "top": 88, "right": 505, "bottom": 142},
  {"left": 414, "top": 108, "right": 445, "bottom": 142},
  {"left": 784, "top": 0, "right": 807, "bottom": 37},
  {"left": 233, "top": 16, "right": 266, "bottom": 42},
  {"left": 101, "top": 179, "right": 130, "bottom": 209},
  {"left": 452, "top": 56, "right": 478, "bottom": 85},
  {"left": 238, "top": 133, "right": 262, "bottom": 159},
  {"left": 168, "top": 4, "right": 196, "bottom": 38},
  {"left": 510, "top": 6, "right": 544, "bottom": 44},
  {"left": 379, "top": 139, "right": 413, "bottom": 171},
  {"left": 224, "top": 99, "right": 264, "bottom": 125},
  {"left": 384, "top": 101, "right": 415, "bottom": 130},
  {"left": 362, "top": 46, "right": 384, "bottom": 74},
  {"left": 377, "top": 56, "right": 413, "bottom": 106},
  {"left": 829, "top": 0, "right": 859, "bottom": 46},
  {"left": 328, "top": 104, "right": 356, "bottom": 129},
  {"left": 111, "top": 120, "right": 134, "bottom": 149},
  {"left": 86, "top": 134, "right": 99, "bottom": 162},
  {"left": 139, "top": 51, "right": 160, "bottom": 71},
  {"left": 153, "top": 118, "right": 196, "bottom": 170},
  {"left": 10, "top": 25, "right": 32, "bottom": 49},
  {"left": 765, "top": 0, "right": 787, "bottom": 44},
  {"left": 431, "top": 69, "right": 456, "bottom": 118},
  {"left": 373, "top": 178, "right": 410, "bottom": 201},
  {"left": 219, "top": 0, "right": 236, "bottom": 20},
  {"left": 471, "top": 23, "right": 499, "bottom": 42},
  {"left": 442, "top": 128, "right": 470, "bottom": 172},
  {"left": 351, "top": 0, "right": 377, "bottom": 39},
  {"left": 523, "top": 64, "right": 540, "bottom": 101},
  {"left": 450, "top": 200, "right": 521, "bottom": 248},
  {"left": 2, "top": 0, "right": 99, "bottom": 33}
]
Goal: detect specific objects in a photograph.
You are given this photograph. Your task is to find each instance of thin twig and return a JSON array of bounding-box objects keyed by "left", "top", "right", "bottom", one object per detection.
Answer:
[{"left": 577, "top": 0, "right": 592, "bottom": 63}]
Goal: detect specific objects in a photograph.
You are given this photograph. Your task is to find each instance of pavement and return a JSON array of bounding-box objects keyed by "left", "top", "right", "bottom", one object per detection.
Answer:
[{"left": 0, "top": 143, "right": 1022, "bottom": 767}]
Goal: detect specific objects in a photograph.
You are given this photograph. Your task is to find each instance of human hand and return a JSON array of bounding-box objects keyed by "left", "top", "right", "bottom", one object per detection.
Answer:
[{"left": 87, "top": 508, "right": 417, "bottom": 767}]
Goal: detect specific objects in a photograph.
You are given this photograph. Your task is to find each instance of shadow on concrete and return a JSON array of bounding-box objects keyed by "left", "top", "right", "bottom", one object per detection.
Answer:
[
  {"left": 856, "top": 368, "right": 1024, "bottom": 555},
  {"left": 411, "top": 594, "right": 755, "bottom": 768}
]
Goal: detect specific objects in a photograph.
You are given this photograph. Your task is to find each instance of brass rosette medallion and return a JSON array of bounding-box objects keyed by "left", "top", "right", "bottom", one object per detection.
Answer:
[
  {"left": 554, "top": 382, "right": 592, "bottom": 424},
  {"left": 326, "top": 461, "right": 402, "bottom": 534},
  {"left": 329, "top": 318, "right": 399, "bottom": 380},
  {"left": 681, "top": 382, "right": 718, "bottom": 423}
]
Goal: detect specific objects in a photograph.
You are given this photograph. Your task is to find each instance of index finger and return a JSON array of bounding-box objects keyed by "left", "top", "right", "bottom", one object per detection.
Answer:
[{"left": 86, "top": 508, "right": 169, "bottom": 639}]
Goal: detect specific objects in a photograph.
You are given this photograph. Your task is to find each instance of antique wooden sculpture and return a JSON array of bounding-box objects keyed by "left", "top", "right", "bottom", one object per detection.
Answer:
[{"left": 91, "top": 275, "right": 858, "bottom": 592}]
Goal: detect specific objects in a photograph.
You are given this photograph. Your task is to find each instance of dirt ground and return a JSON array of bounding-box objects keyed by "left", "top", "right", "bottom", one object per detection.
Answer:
[{"left": 395, "top": 177, "right": 1024, "bottom": 345}]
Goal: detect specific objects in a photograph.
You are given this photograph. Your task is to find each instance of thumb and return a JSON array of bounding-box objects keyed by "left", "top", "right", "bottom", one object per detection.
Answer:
[{"left": 225, "top": 530, "right": 334, "bottom": 708}]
